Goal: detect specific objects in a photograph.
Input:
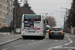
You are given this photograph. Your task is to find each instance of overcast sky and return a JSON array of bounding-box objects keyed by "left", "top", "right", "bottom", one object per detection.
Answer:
[{"left": 19, "top": 0, "right": 72, "bottom": 27}]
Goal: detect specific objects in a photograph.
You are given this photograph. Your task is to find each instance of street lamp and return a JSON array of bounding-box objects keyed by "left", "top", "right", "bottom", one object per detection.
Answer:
[
  {"left": 61, "top": 7, "right": 69, "bottom": 33},
  {"left": 41, "top": 13, "right": 48, "bottom": 18},
  {"left": 61, "top": 14, "right": 65, "bottom": 32},
  {"left": 45, "top": 13, "right": 48, "bottom": 18}
]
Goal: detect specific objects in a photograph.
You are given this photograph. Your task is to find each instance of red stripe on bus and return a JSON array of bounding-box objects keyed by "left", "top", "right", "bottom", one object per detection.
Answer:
[
  {"left": 37, "top": 28, "right": 40, "bottom": 30},
  {"left": 33, "top": 28, "right": 40, "bottom": 30}
]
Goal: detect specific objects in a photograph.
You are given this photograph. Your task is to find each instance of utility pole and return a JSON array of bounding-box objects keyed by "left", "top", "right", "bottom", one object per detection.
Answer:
[
  {"left": 61, "top": 7, "right": 69, "bottom": 33},
  {"left": 61, "top": 14, "right": 65, "bottom": 32},
  {"left": 64, "top": 16, "right": 65, "bottom": 32},
  {"left": 13, "top": 0, "right": 23, "bottom": 33},
  {"left": 13, "top": 0, "right": 17, "bottom": 33},
  {"left": 65, "top": 8, "right": 68, "bottom": 33}
]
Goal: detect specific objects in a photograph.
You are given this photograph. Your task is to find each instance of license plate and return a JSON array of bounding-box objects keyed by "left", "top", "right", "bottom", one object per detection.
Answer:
[{"left": 28, "top": 31, "right": 35, "bottom": 33}]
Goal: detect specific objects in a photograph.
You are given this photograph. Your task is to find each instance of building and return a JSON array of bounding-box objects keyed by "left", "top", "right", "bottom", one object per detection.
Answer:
[{"left": 0, "top": 0, "right": 13, "bottom": 28}]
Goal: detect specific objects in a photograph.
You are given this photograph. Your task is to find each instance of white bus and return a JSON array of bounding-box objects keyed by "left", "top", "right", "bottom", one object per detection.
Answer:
[{"left": 21, "top": 14, "right": 48, "bottom": 39}]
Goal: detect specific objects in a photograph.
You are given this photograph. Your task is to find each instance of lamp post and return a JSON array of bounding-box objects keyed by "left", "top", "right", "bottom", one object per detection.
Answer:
[
  {"left": 41, "top": 13, "right": 48, "bottom": 18},
  {"left": 61, "top": 14, "right": 65, "bottom": 32},
  {"left": 61, "top": 7, "right": 69, "bottom": 33}
]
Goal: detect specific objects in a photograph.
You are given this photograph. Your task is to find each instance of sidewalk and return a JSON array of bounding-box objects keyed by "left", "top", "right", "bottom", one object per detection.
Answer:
[
  {"left": 65, "top": 33, "right": 75, "bottom": 37},
  {"left": 0, "top": 34, "right": 22, "bottom": 46}
]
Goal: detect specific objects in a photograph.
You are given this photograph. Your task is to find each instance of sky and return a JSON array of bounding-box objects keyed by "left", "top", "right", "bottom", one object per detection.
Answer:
[{"left": 19, "top": 0, "right": 73, "bottom": 27}]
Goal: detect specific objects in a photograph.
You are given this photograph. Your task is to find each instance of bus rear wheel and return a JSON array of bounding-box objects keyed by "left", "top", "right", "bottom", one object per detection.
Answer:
[
  {"left": 42, "top": 36, "right": 45, "bottom": 39},
  {"left": 49, "top": 36, "right": 52, "bottom": 39}
]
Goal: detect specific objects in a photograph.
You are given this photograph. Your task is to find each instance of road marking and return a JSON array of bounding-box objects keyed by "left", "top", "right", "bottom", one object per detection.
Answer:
[
  {"left": 3, "top": 48, "right": 10, "bottom": 50},
  {"left": 54, "top": 45, "right": 62, "bottom": 48},
  {"left": 64, "top": 43, "right": 70, "bottom": 45},
  {"left": 14, "top": 44, "right": 25, "bottom": 48},
  {"left": 28, "top": 42, "right": 37, "bottom": 45},
  {"left": 31, "top": 40, "right": 34, "bottom": 41},
  {"left": 55, "top": 40, "right": 58, "bottom": 42},
  {"left": 39, "top": 39, "right": 45, "bottom": 42},
  {"left": 64, "top": 38, "right": 73, "bottom": 45},
  {"left": 38, "top": 40, "right": 44, "bottom": 43},
  {"left": 47, "top": 37, "right": 73, "bottom": 50},
  {"left": 47, "top": 45, "right": 63, "bottom": 50},
  {"left": 68, "top": 49, "right": 72, "bottom": 50}
]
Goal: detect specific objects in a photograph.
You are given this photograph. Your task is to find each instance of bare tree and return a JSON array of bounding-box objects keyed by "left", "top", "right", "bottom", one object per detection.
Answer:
[{"left": 46, "top": 16, "right": 56, "bottom": 27}]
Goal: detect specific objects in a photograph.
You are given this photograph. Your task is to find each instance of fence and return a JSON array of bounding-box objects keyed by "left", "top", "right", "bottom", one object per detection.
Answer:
[{"left": 0, "top": 27, "right": 10, "bottom": 32}]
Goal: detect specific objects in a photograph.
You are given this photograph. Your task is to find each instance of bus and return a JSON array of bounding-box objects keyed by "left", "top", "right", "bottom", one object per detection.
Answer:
[{"left": 21, "top": 14, "right": 48, "bottom": 39}]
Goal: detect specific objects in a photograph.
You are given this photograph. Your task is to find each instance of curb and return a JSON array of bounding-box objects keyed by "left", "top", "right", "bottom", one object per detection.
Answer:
[{"left": 0, "top": 37, "right": 22, "bottom": 46}]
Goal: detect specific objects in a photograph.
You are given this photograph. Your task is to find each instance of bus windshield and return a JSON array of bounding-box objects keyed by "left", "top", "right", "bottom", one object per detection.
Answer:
[{"left": 24, "top": 14, "right": 41, "bottom": 21}]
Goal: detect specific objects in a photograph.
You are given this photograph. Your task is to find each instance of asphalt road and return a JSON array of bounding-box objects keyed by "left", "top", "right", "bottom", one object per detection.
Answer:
[{"left": 0, "top": 33, "right": 75, "bottom": 50}]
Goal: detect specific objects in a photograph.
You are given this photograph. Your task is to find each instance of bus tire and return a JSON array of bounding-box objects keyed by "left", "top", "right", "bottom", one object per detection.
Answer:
[
  {"left": 61, "top": 37, "right": 64, "bottom": 39},
  {"left": 49, "top": 36, "right": 52, "bottom": 39}
]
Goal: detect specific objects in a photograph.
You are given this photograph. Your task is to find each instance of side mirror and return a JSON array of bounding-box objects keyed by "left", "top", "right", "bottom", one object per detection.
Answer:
[
  {"left": 44, "top": 19, "right": 48, "bottom": 24},
  {"left": 45, "top": 19, "right": 48, "bottom": 24},
  {"left": 47, "top": 20, "right": 48, "bottom": 23},
  {"left": 43, "top": 20, "right": 45, "bottom": 24}
]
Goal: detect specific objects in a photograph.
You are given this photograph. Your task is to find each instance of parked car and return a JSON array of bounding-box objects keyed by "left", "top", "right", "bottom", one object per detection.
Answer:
[
  {"left": 16, "top": 28, "right": 21, "bottom": 34},
  {"left": 46, "top": 25, "right": 51, "bottom": 33},
  {"left": 49, "top": 27, "right": 64, "bottom": 39}
]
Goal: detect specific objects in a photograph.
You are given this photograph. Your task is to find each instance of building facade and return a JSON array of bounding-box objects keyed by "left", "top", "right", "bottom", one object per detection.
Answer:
[{"left": 0, "top": 0, "right": 13, "bottom": 28}]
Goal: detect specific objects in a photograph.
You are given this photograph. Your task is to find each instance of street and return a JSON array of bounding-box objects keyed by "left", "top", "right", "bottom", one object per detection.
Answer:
[
  {"left": 0, "top": 0, "right": 75, "bottom": 50},
  {"left": 0, "top": 33, "right": 75, "bottom": 50}
]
